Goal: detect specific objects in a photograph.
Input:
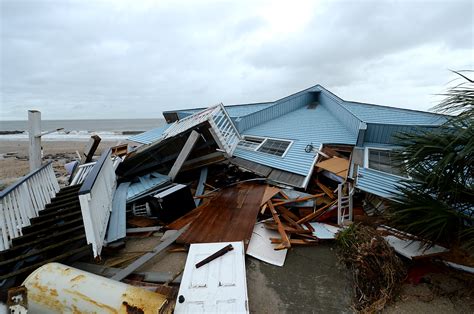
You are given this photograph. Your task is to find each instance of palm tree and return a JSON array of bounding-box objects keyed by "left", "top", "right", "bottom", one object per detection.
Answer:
[{"left": 390, "top": 71, "right": 474, "bottom": 250}]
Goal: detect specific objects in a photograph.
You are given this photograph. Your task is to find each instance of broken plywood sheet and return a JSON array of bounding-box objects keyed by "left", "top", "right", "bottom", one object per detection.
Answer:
[
  {"left": 315, "top": 156, "right": 349, "bottom": 179},
  {"left": 175, "top": 241, "right": 249, "bottom": 313},
  {"left": 247, "top": 222, "right": 288, "bottom": 267},
  {"left": 309, "top": 222, "right": 341, "bottom": 239},
  {"left": 384, "top": 235, "right": 448, "bottom": 260},
  {"left": 177, "top": 183, "right": 266, "bottom": 248}
]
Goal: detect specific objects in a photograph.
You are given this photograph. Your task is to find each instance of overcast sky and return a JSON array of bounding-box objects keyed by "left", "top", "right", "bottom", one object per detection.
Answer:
[{"left": 0, "top": 0, "right": 472, "bottom": 120}]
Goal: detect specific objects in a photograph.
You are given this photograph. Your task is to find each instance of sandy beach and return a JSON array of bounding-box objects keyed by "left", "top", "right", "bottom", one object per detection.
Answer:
[{"left": 0, "top": 140, "right": 122, "bottom": 189}]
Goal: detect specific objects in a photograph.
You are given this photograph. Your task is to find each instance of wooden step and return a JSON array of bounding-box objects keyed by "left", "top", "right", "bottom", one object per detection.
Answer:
[
  {"left": 12, "top": 218, "right": 84, "bottom": 247},
  {"left": 57, "top": 184, "right": 81, "bottom": 193},
  {"left": 21, "top": 211, "right": 82, "bottom": 235},
  {"left": 0, "top": 245, "right": 91, "bottom": 281},
  {"left": 44, "top": 195, "right": 80, "bottom": 209},
  {"left": 39, "top": 202, "right": 80, "bottom": 216},
  {"left": 30, "top": 206, "right": 81, "bottom": 224},
  {"left": 0, "top": 234, "right": 87, "bottom": 267},
  {"left": 0, "top": 225, "right": 85, "bottom": 262}
]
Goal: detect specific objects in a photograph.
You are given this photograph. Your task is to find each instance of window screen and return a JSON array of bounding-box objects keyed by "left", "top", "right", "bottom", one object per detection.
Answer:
[
  {"left": 368, "top": 149, "right": 403, "bottom": 176},
  {"left": 257, "top": 139, "right": 291, "bottom": 157}
]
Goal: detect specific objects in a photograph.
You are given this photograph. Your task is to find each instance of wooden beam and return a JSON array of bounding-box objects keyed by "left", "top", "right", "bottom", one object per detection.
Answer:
[
  {"left": 272, "top": 193, "right": 324, "bottom": 207},
  {"left": 275, "top": 206, "right": 304, "bottom": 231},
  {"left": 112, "top": 224, "right": 189, "bottom": 281},
  {"left": 263, "top": 223, "right": 312, "bottom": 234},
  {"left": 83, "top": 135, "right": 101, "bottom": 163},
  {"left": 296, "top": 200, "right": 337, "bottom": 224},
  {"left": 168, "top": 130, "right": 200, "bottom": 181},
  {"left": 316, "top": 181, "right": 336, "bottom": 200},
  {"left": 267, "top": 201, "right": 290, "bottom": 250},
  {"left": 194, "top": 167, "right": 208, "bottom": 206},
  {"left": 270, "top": 238, "right": 318, "bottom": 245}
]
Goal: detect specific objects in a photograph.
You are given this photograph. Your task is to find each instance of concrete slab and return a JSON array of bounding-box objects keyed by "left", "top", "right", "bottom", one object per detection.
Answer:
[{"left": 246, "top": 244, "right": 352, "bottom": 313}]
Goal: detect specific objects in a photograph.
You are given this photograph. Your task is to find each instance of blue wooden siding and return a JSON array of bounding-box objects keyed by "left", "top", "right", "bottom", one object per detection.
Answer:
[
  {"left": 342, "top": 101, "right": 447, "bottom": 125},
  {"left": 356, "top": 167, "right": 403, "bottom": 199},
  {"left": 316, "top": 86, "right": 364, "bottom": 137},
  {"left": 236, "top": 90, "right": 318, "bottom": 132},
  {"left": 233, "top": 104, "right": 357, "bottom": 177},
  {"left": 171, "top": 102, "right": 274, "bottom": 119},
  {"left": 364, "top": 124, "right": 439, "bottom": 144}
]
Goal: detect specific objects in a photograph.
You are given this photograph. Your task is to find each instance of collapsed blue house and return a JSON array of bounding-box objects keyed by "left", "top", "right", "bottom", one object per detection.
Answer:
[{"left": 125, "top": 84, "right": 447, "bottom": 200}]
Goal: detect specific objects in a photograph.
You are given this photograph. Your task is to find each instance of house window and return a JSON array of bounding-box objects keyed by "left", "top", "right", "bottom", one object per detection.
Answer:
[
  {"left": 257, "top": 139, "right": 291, "bottom": 157},
  {"left": 237, "top": 136, "right": 292, "bottom": 157},
  {"left": 237, "top": 136, "right": 265, "bottom": 150},
  {"left": 368, "top": 149, "right": 403, "bottom": 176}
]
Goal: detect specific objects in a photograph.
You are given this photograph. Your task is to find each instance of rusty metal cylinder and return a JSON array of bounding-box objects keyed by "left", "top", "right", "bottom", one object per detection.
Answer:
[{"left": 22, "top": 262, "right": 168, "bottom": 313}]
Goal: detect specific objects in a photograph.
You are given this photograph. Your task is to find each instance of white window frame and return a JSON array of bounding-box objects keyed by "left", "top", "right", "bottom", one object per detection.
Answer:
[
  {"left": 238, "top": 135, "right": 293, "bottom": 158},
  {"left": 364, "top": 147, "right": 408, "bottom": 178},
  {"left": 237, "top": 136, "right": 266, "bottom": 151}
]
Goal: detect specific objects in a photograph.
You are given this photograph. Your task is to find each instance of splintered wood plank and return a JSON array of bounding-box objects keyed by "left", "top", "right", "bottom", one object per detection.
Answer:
[
  {"left": 275, "top": 206, "right": 304, "bottom": 231},
  {"left": 263, "top": 222, "right": 312, "bottom": 234},
  {"left": 267, "top": 201, "right": 291, "bottom": 250},
  {"left": 272, "top": 193, "right": 324, "bottom": 207},
  {"left": 260, "top": 186, "right": 282, "bottom": 206},
  {"left": 177, "top": 183, "right": 266, "bottom": 248},
  {"left": 316, "top": 181, "right": 336, "bottom": 200},
  {"left": 270, "top": 238, "right": 318, "bottom": 245},
  {"left": 296, "top": 200, "right": 338, "bottom": 224}
]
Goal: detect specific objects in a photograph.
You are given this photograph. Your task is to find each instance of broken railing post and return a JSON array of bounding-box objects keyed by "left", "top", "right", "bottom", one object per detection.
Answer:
[{"left": 28, "top": 110, "right": 42, "bottom": 171}]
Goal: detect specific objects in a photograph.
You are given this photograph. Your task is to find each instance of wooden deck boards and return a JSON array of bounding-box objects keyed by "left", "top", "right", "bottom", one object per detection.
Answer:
[{"left": 177, "top": 182, "right": 266, "bottom": 247}]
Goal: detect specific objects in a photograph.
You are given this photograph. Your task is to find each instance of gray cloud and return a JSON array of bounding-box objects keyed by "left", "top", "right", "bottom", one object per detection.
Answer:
[{"left": 0, "top": 0, "right": 472, "bottom": 120}]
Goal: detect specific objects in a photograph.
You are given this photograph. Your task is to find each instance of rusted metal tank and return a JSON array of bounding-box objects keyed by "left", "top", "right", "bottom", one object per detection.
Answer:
[{"left": 22, "top": 262, "right": 168, "bottom": 313}]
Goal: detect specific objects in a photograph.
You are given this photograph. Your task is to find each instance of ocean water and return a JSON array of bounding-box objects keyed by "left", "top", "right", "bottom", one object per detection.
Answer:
[{"left": 0, "top": 118, "right": 166, "bottom": 141}]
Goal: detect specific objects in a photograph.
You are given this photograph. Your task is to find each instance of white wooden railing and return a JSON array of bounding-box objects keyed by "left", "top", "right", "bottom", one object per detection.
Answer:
[
  {"left": 208, "top": 104, "right": 241, "bottom": 156},
  {"left": 160, "top": 104, "right": 241, "bottom": 157},
  {"left": 78, "top": 149, "right": 117, "bottom": 258},
  {"left": 71, "top": 157, "right": 122, "bottom": 186},
  {"left": 71, "top": 161, "right": 97, "bottom": 185},
  {"left": 337, "top": 183, "right": 354, "bottom": 226},
  {"left": 0, "top": 162, "right": 60, "bottom": 251}
]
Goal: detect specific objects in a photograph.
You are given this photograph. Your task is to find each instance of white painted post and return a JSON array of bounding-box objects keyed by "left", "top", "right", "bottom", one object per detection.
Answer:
[{"left": 28, "top": 110, "right": 42, "bottom": 171}]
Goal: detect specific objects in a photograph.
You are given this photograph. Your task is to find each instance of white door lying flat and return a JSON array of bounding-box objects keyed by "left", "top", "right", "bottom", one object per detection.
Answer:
[{"left": 175, "top": 241, "right": 249, "bottom": 313}]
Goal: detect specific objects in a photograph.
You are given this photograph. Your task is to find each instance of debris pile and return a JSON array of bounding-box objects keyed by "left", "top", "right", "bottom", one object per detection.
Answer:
[
  {"left": 336, "top": 224, "right": 406, "bottom": 313},
  {"left": 1, "top": 94, "right": 473, "bottom": 312}
]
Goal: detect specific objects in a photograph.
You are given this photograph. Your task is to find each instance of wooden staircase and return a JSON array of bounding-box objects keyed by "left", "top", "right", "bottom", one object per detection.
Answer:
[{"left": 0, "top": 184, "right": 90, "bottom": 295}]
